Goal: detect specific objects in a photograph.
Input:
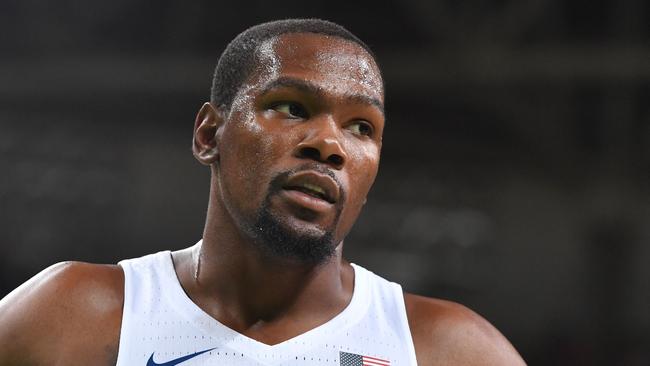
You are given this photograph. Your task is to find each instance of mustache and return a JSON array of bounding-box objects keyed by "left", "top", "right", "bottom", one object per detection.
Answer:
[{"left": 267, "top": 163, "right": 345, "bottom": 204}]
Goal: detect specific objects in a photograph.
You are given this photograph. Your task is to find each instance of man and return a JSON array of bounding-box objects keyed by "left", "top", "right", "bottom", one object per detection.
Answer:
[{"left": 0, "top": 19, "right": 525, "bottom": 365}]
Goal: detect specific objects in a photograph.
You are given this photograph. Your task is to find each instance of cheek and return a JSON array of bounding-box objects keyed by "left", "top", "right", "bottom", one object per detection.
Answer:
[
  {"left": 219, "top": 115, "right": 297, "bottom": 203},
  {"left": 218, "top": 121, "right": 272, "bottom": 207},
  {"left": 348, "top": 144, "right": 380, "bottom": 194},
  {"left": 336, "top": 145, "right": 380, "bottom": 232}
]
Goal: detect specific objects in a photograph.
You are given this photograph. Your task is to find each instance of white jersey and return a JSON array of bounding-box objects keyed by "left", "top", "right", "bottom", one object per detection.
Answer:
[{"left": 115, "top": 249, "right": 418, "bottom": 366}]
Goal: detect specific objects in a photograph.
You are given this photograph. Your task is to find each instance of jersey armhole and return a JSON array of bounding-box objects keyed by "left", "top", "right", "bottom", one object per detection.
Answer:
[
  {"left": 393, "top": 283, "right": 419, "bottom": 365},
  {"left": 114, "top": 261, "right": 132, "bottom": 366}
]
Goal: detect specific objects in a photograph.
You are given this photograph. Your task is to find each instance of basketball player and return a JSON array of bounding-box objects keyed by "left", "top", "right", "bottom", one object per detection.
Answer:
[{"left": 0, "top": 19, "right": 525, "bottom": 365}]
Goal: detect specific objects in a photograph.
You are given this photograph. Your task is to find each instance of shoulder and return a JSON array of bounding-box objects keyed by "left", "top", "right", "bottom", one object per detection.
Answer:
[
  {"left": 404, "top": 293, "right": 526, "bottom": 366},
  {"left": 0, "top": 261, "right": 124, "bottom": 365}
]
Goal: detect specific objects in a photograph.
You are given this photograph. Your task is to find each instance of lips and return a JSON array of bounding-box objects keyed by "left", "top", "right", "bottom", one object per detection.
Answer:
[{"left": 282, "top": 170, "right": 340, "bottom": 204}]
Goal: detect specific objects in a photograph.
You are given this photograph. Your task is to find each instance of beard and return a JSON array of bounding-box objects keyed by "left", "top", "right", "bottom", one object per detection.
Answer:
[{"left": 247, "top": 165, "right": 344, "bottom": 266}]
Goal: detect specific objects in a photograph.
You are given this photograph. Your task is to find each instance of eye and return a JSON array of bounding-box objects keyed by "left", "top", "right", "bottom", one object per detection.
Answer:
[
  {"left": 347, "top": 121, "right": 373, "bottom": 137},
  {"left": 270, "top": 102, "right": 309, "bottom": 119}
]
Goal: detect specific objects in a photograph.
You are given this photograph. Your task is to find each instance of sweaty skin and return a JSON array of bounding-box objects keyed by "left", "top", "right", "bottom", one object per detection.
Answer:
[{"left": 0, "top": 33, "right": 526, "bottom": 365}]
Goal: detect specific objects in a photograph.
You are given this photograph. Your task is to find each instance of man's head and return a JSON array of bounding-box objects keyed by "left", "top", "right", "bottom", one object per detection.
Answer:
[{"left": 193, "top": 19, "right": 385, "bottom": 265}]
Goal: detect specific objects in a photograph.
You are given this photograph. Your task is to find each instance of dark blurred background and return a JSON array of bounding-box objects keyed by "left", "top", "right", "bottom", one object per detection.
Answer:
[{"left": 1, "top": 0, "right": 648, "bottom": 364}]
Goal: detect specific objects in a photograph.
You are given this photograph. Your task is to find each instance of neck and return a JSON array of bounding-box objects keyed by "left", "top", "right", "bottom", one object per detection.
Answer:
[
  {"left": 199, "top": 237, "right": 345, "bottom": 320},
  {"left": 173, "top": 178, "right": 353, "bottom": 340}
]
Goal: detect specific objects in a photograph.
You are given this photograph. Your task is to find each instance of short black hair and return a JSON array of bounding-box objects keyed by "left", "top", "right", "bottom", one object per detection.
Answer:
[{"left": 210, "top": 18, "right": 378, "bottom": 110}]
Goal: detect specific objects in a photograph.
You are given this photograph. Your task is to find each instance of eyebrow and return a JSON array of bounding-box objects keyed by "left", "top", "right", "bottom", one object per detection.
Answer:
[{"left": 258, "top": 77, "right": 385, "bottom": 115}]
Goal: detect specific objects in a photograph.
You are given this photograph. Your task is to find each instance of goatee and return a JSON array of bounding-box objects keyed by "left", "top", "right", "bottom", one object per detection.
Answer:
[{"left": 249, "top": 165, "right": 344, "bottom": 265}]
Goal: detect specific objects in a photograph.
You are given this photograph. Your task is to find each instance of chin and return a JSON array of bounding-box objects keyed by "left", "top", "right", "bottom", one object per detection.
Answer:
[{"left": 250, "top": 206, "right": 338, "bottom": 265}]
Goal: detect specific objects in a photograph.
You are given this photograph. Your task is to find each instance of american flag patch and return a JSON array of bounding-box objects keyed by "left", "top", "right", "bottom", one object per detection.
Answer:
[{"left": 339, "top": 351, "right": 390, "bottom": 366}]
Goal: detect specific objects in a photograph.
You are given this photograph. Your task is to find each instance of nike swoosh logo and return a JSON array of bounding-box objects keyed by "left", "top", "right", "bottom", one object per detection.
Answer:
[{"left": 146, "top": 348, "right": 215, "bottom": 366}]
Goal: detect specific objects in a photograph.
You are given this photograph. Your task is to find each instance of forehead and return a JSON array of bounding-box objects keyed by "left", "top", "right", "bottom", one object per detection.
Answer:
[{"left": 251, "top": 33, "right": 384, "bottom": 102}]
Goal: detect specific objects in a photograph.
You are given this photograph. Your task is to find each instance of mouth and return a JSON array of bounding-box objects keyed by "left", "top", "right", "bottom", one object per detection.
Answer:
[
  {"left": 281, "top": 171, "right": 339, "bottom": 205},
  {"left": 284, "top": 182, "right": 333, "bottom": 203}
]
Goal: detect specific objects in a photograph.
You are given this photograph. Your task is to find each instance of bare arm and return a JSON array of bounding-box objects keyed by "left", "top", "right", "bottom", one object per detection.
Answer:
[
  {"left": 405, "top": 293, "right": 526, "bottom": 366},
  {"left": 0, "top": 262, "right": 124, "bottom": 366}
]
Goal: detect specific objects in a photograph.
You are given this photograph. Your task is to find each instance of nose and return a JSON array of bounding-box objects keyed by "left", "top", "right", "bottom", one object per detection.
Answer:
[{"left": 294, "top": 117, "right": 347, "bottom": 169}]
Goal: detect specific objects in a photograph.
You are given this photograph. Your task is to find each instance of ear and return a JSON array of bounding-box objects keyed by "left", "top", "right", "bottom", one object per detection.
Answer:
[{"left": 193, "top": 102, "right": 224, "bottom": 165}]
